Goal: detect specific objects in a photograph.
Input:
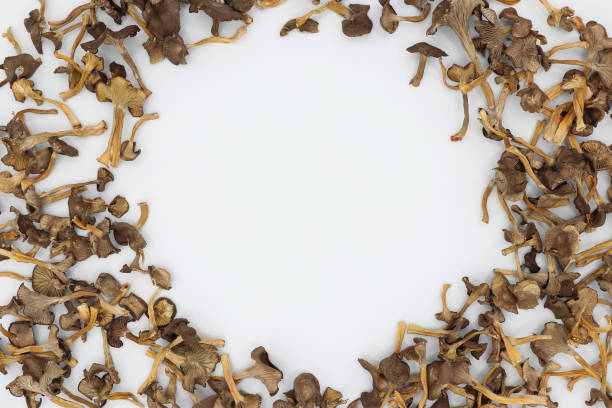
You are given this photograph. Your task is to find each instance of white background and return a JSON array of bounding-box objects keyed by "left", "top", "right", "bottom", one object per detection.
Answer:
[{"left": 0, "top": 0, "right": 611, "bottom": 407}]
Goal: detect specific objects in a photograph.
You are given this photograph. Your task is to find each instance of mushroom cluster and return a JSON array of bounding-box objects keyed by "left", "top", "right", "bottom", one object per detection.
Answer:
[{"left": 0, "top": 0, "right": 612, "bottom": 408}]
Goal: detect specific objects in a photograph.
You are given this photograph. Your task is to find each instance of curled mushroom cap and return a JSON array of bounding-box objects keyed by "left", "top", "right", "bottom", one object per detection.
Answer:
[{"left": 107, "top": 315, "right": 133, "bottom": 348}]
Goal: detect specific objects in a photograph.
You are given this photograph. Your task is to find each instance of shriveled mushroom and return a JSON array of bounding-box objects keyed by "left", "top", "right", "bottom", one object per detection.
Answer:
[
  {"left": 294, "top": 1, "right": 373, "bottom": 37},
  {"left": 406, "top": 42, "right": 447, "bottom": 87}
]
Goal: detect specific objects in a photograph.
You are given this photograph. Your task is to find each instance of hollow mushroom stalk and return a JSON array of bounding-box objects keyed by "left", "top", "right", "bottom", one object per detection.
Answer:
[
  {"left": 121, "top": 113, "right": 159, "bottom": 161},
  {"left": 380, "top": 2, "right": 431, "bottom": 34},
  {"left": 47, "top": 2, "right": 96, "bottom": 31},
  {"left": 406, "top": 42, "right": 447, "bottom": 87},
  {"left": 187, "top": 26, "right": 247, "bottom": 50},
  {"left": 95, "top": 77, "right": 147, "bottom": 167},
  {"left": 70, "top": 13, "right": 90, "bottom": 60},
  {"left": 138, "top": 335, "right": 183, "bottom": 395},
  {"left": 440, "top": 61, "right": 493, "bottom": 141}
]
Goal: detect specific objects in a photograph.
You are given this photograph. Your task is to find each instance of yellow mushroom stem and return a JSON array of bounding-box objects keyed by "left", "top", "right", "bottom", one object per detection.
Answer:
[
  {"left": 70, "top": 13, "right": 90, "bottom": 60},
  {"left": 42, "top": 186, "right": 86, "bottom": 204},
  {"left": 444, "top": 283, "right": 489, "bottom": 330},
  {"left": 187, "top": 26, "right": 247, "bottom": 49},
  {"left": 392, "top": 390, "right": 408, "bottom": 408},
  {"left": 256, "top": 0, "right": 286, "bottom": 7},
  {"left": 296, "top": 1, "right": 352, "bottom": 27},
  {"left": 138, "top": 336, "right": 183, "bottom": 394},
  {"left": 148, "top": 289, "right": 162, "bottom": 336},
  {"left": 71, "top": 216, "right": 103, "bottom": 235},
  {"left": 0, "top": 78, "right": 8, "bottom": 88},
  {"left": 48, "top": 2, "right": 91, "bottom": 30},
  {"left": 546, "top": 41, "right": 588, "bottom": 57},
  {"left": 531, "top": 120, "right": 546, "bottom": 145},
  {"left": 506, "top": 146, "right": 550, "bottom": 192},
  {"left": 0, "top": 248, "right": 69, "bottom": 282},
  {"left": 127, "top": 6, "right": 151, "bottom": 37},
  {"left": 470, "top": 381, "right": 549, "bottom": 406},
  {"left": 451, "top": 94, "right": 469, "bottom": 142},
  {"left": 40, "top": 180, "right": 96, "bottom": 198},
  {"left": 124, "top": 113, "right": 159, "bottom": 160},
  {"left": 200, "top": 338, "right": 226, "bottom": 348},
  {"left": 407, "top": 324, "right": 452, "bottom": 338},
  {"left": 111, "top": 283, "right": 131, "bottom": 306},
  {"left": 443, "top": 330, "right": 498, "bottom": 360},
  {"left": 476, "top": 363, "right": 500, "bottom": 406},
  {"left": 390, "top": 3, "right": 431, "bottom": 23},
  {"left": 496, "top": 0, "right": 521, "bottom": 4},
  {"left": 493, "top": 321, "right": 523, "bottom": 367},
  {"left": 64, "top": 307, "right": 99, "bottom": 348},
  {"left": 49, "top": 395, "right": 84, "bottom": 408},
  {"left": 60, "top": 54, "right": 100, "bottom": 101},
  {"left": 501, "top": 235, "right": 541, "bottom": 256},
  {"left": 496, "top": 187, "right": 518, "bottom": 229},
  {"left": 394, "top": 322, "right": 406, "bottom": 353},
  {"left": 587, "top": 329, "right": 608, "bottom": 393},
  {"left": 2, "top": 27, "right": 22, "bottom": 54},
  {"left": 478, "top": 108, "right": 510, "bottom": 148},
  {"left": 107, "top": 393, "right": 144, "bottom": 408},
  {"left": 0, "top": 271, "right": 32, "bottom": 281},
  {"left": 61, "top": 386, "right": 97, "bottom": 408},
  {"left": 0, "top": 324, "right": 15, "bottom": 338},
  {"left": 378, "top": 384, "right": 395, "bottom": 408},
  {"left": 221, "top": 354, "right": 246, "bottom": 405},
  {"left": 573, "top": 239, "right": 612, "bottom": 265},
  {"left": 97, "top": 106, "right": 126, "bottom": 168},
  {"left": 508, "top": 334, "right": 553, "bottom": 346},
  {"left": 21, "top": 151, "right": 58, "bottom": 191},
  {"left": 481, "top": 179, "right": 495, "bottom": 224}
]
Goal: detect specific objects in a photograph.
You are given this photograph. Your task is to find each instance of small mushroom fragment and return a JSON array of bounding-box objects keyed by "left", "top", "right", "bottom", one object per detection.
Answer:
[
  {"left": 95, "top": 77, "right": 146, "bottom": 167},
  {"left": 406, "top": 42, "right": 447, "bottom": 87},
  {"left": 293, "top": 1, "right": 373, "bottom": 37},
  {"left": 380, "top": 1, "right": 431, "bottom": 34},
  {"left": 142, "top": 0, "right": 189, "bottom": 65},
  {"left": 293, "top": 373, "right": 323, "bottom": 408},
  {"left": 280, "top": 18, "right": 319, "bottom": 36},
  {"left": 8, "top": 322, "right": 35, "bottom": 348}
]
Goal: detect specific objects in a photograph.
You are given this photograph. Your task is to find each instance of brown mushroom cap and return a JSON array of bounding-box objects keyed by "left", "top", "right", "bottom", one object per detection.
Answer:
[
  {"left": 32, "top": 265, "right": 66, "bottom": 297},
  {"left": 8, "top": 321, "right": 35, "bottom": 348},
  {"left": 406, "top": 42, "right": 447, "bottom": 58},
  {"left": 108, "top": 195, "right": 129, "bottom": 218},
  {"left": 342, "top": 4, "right": 373, "bottom": 37},
  {"left": 96, "top": 273, "right": 121, "bottom": 298},
  {"left": 1, "top": 54, "right": 42, "bottom": 84},
  {"left": 293, "top": 373, "right": 323, "bottom": 408}
]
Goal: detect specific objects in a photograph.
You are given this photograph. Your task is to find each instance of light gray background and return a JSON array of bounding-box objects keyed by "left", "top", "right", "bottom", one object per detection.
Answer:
[{"left": 0, "top": 1, "right": 611, "bottom": 407}]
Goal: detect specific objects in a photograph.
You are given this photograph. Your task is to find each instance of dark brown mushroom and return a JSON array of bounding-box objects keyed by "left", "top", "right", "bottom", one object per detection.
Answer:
[{"left": 406, "top": 42, "right": 447, "bottom": 87}]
